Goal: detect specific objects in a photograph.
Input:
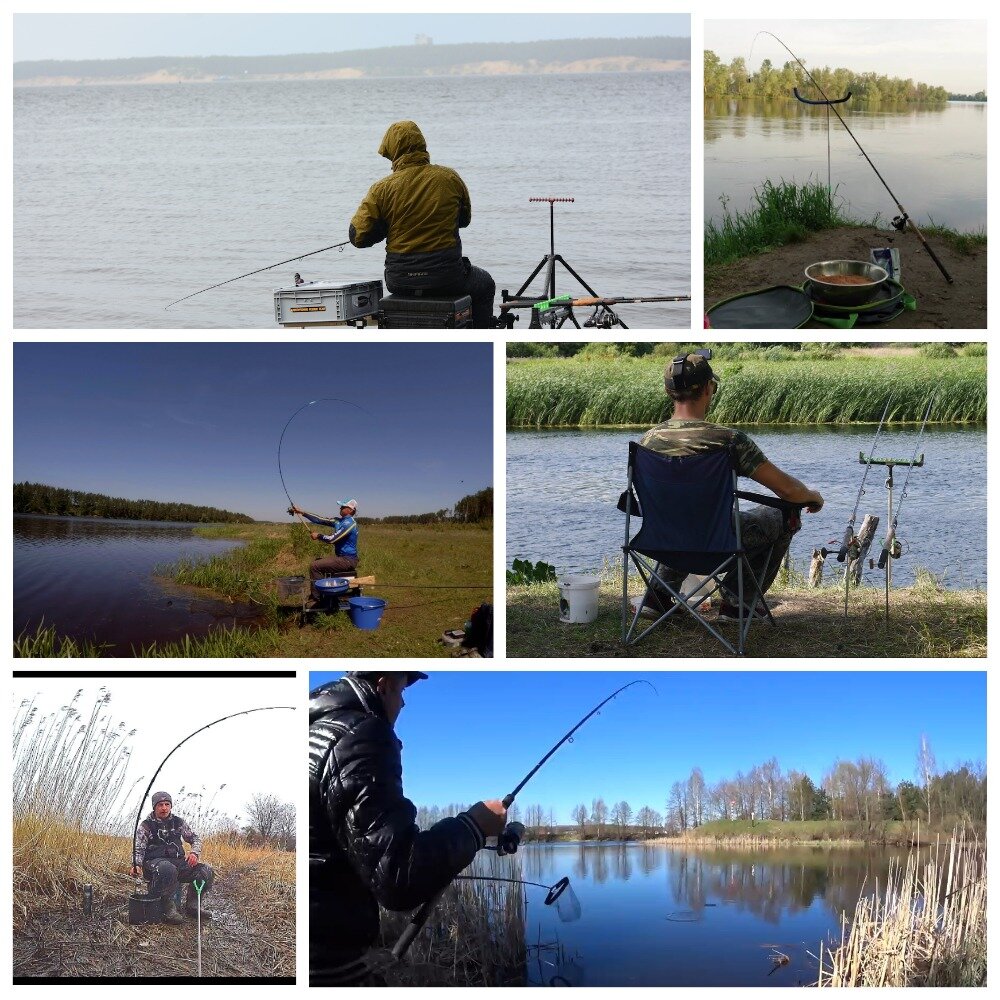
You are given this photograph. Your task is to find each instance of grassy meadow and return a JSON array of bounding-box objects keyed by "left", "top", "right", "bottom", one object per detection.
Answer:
[
  {"left": 12, "top": 693, "right": 294, "bottom": 978},
  {"left": 507, "top": 349, "right": 986, "bottom": 428},
  {"left": 15, "top": 520, "right": 492, "bottom": 658}
]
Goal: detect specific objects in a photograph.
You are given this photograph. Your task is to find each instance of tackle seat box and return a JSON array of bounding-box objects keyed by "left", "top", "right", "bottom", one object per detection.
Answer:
[
  {"left": 274, "top": 280, "right": 382, "bottom": 326},
  {"left": 378, "top": 293, "right": 472, "bottom": 328}
]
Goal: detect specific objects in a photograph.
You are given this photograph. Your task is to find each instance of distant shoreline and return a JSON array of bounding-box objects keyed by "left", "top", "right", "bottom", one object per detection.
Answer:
[{"left": 15, "top": 58, "right": 689, "bottom": 87}]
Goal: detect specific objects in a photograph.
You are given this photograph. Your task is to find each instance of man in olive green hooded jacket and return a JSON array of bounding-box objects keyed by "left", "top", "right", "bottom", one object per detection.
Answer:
[{"left": 349, "top": 120, "right": 495, "bottom": 328}]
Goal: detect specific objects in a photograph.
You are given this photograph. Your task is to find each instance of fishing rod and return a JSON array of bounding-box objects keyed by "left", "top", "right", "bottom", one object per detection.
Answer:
[
  {"left": 164, "top": 240, "right": 352, "bottom": 310},
  {"left": 277, "top": 398, "right": 371, "bottom": 526},
  {"left": 130, "top": 706, "right": 295, "bottom": 868},
  {"left": 500, "top": 294, "right": 691, "bottom": 311},
  {"left": 748, "top": 30, "right": 954, "bottom": 284},
  {"left": 837, "top": 396, "right": 892, "bottom": 562},
  {"left": 392, "top": 680, "right": 655, "bottom": 960},
  {"left": 876, "top": 395, "right": 935, "bottom": 572}
]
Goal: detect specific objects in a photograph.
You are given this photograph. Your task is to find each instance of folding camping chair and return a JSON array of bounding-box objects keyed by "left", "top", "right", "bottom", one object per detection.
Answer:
[{"left": 619, "top": 441, "right": 799, "bottom": 656}]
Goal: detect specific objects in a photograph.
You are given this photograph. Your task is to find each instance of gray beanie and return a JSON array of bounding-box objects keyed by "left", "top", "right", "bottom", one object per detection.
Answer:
[{"left": 152, "top": 790, "right": 172, "bottom": 807}]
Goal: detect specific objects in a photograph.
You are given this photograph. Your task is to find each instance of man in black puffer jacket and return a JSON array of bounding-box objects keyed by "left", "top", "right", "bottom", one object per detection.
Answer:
[{"left": 309, "top": 671, "right": 506, "bottom": 985}]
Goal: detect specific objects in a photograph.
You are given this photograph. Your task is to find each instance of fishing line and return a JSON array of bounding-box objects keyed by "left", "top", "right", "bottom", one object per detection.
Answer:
[
  {"left": 746, "top": 30, "right": 954, "bottom": 283},
  {"left": 837, "top": 395, "right": 892, "bottom": 561},
  {"left": 164, "top": 241, "right": 352, "bottom": 309},
  {"left": 131, "top": 706, "right": 295, "bottom": 868}
]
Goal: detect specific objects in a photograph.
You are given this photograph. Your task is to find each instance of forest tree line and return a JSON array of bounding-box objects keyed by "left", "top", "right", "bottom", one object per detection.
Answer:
[
  {"left": 417, "top": 737, "right": 985, "bottom": 840},
  {"left": 704, "top": 50, "right": 950, "bottom": 103},
  {"left": 364, "top": 487, "right": 492, "bottom": 525},
  {"left": 13, "top": 482, "right": 253, "bottom": 523}
]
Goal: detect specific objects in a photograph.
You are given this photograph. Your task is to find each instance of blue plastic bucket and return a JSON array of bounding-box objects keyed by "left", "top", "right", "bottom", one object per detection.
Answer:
[
  {"left": 348, "top": 596, "right": 387, "bottom": 630},
  {"left": 313, "top": 577, "right": 351, "bottom": 597}
]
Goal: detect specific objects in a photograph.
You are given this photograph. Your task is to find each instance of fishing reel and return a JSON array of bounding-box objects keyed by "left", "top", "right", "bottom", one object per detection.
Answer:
[
  {"left": 584, "top": 304, "right": 622, "bottom": 329},
  {"left": 496, "top": 821, "right": 525, "bottom": 857},
  {"left": 891, "top": 214, "right": 909, "bottom": 232}
]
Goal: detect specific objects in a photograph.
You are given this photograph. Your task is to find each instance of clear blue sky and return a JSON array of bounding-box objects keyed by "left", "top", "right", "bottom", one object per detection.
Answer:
[
  {"left": 14, "top": 13, "right": 690, "bottom": 62},
  {"left": 14, "top": 343, "right": 492, "bottom": 521},
  {"left": 309, "top": 671, "right": 985, "bottom": 823}
]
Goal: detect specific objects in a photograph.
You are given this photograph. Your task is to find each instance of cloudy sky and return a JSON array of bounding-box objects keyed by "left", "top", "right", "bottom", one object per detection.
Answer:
[
  {"left": 14, "top": 12, "right": 690, "bottom": 62},
  {"left": 705, "top": 19, "right": 986, "bottom": 93}
]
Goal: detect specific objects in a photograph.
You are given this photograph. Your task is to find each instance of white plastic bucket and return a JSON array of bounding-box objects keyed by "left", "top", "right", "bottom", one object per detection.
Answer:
[{"left": 558, "top": 575, "right": 601, "bottom": 624}]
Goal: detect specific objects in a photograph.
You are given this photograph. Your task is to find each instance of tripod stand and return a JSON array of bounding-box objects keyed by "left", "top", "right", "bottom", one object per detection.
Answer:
[{"left": 500, "top": 197, "right": 627, "bottom": 329}]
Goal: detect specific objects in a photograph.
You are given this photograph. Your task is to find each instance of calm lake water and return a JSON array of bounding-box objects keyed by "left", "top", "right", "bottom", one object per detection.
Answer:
[
  {"left": 485, "top": 841, "right": 922, "bottom": 987},
  {"left": 506, "top": 425, "right": 986, "bottom": 587},
  {"left": 14, "top": 515, "right": 257, "bottom": 653},
  {"left": 705, "top": 99, "right": 986, "bottom": 232},
  {"left": 14, "top": 73, "right": 690, "bottom": 328}
]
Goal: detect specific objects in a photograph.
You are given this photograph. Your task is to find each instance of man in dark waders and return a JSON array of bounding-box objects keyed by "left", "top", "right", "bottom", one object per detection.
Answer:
[
  {"left": 131, "top": 791, "right": 214, "bottom": 925},
  {"left": 639, "top": 351, "right": 825, "bottom": 619},
  {"left": 349, "top": 120, "right": 496, "bottom": 329},
  {"left": 309, "top": 671, "right": 506, "bottom": 985}
]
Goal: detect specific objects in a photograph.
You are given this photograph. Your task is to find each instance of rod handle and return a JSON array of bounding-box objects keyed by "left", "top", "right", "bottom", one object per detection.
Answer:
[
  {"left": 877, "top": 531, "right": 895, "bottom": 570},
  {"left": 836, "top": 526, "right": 853, "bottom": 562},
  {"left": 922, "top": 239, "right": 955, "bottom": 284}
]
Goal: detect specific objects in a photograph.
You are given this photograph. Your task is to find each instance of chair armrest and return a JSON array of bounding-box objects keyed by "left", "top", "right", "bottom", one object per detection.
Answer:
[{"left": 737, "top": 491, "right": 804, "bottom": 512}]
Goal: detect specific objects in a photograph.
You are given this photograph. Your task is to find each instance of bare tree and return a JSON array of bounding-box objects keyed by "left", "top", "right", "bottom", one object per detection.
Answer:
[
  {"left": 611, "top": 800, "right": 633, "bottom": 838},
  {"left": 687, "top": 767, "right": 706, "bottom": 828},
  {"left": 244, "top": 793, "right": 296, "bottom": 850},
  {"left": 917, "top": 734, "right": 937, "bottom": 825},
  {"left": 571, "top": 802, "right": 588, "bottom": 838},
  {"left": 591, "top": 797, "right": 608, "bottom": 839}
]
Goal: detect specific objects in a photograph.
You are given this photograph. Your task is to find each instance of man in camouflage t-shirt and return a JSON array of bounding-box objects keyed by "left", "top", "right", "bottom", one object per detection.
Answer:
[{"left": 638, "top": 352, "right": 824, "bottom": 619}]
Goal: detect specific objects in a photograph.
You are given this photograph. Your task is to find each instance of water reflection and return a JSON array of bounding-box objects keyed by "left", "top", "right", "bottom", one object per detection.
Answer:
[{"left": 487, "top": 842, "right": 925, "bottom": 987}]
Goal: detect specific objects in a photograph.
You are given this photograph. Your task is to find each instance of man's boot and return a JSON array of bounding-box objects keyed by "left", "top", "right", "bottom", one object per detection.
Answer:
[
  {"left": 184, "top": 884, "right": 213, "bottom": 921},
  {"left": 161, "top": 895, "right": 184, "bottom": 925}
]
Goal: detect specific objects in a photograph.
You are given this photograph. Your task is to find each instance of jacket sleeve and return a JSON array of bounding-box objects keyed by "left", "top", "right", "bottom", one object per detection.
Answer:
[
  {"left": 349, "top": 183, "right": 390, "bottom": 248},
  {"left": 324, "top": 714, "right": 484, "bottom": 911},
  {"left": 456, "top": 173, "right": 472, "bottom": 230},
  {"left": 134, "top": 821, "right": 150, "bottom": 865},
  {"left": 179, "top": 820, "right": 203, "bottom": 857}
]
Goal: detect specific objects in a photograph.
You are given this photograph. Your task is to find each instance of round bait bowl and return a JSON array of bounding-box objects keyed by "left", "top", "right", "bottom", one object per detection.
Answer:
[
  {"left": 805, "top": 259, "right": 888, "bottom": 306},
  {"left": 313, "top": 577, "right": 352, "bottom": 598},
  {"left": 348, "top": 596, "right": 387, "bottom": 630}
]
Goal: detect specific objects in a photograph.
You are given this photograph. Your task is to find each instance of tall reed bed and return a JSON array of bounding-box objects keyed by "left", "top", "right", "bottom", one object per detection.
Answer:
[
  {"left": 816, "top": 833, "right": 986, "bottom": 986},
  {"left": 507, "top": 356, "right": 986, "bottom": 427}
]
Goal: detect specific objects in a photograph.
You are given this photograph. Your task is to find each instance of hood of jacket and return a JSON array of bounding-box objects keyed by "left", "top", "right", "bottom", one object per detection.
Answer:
[
  {"left": 378, "top": 120, "right": 431, "bottom": 172},
  {"left": 309, "top": 675, "right": 387, "bottom": 726}
]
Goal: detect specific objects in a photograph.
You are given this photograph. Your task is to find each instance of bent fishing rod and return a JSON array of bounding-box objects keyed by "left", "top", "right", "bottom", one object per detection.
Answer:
[
  {"left": 749, "top": 31, "right": 953, "bottom": 284},
  {"left": 837, "top": 396, "right": 892, "bottom": 562},
  {"left": 392, "top": 680, "right": 656, "bottom": 960},
  {"left": 165, "top": 240, "right": 352, "bottom": 309},
  {"left": 278, "top": 397, "right": 372, "bottom": 526},
  {"left": 877, "top": 395, "right": 935, "bottom": 571},
  {"left": 130, "top": 706, "right": 295, "bottom": 867}
]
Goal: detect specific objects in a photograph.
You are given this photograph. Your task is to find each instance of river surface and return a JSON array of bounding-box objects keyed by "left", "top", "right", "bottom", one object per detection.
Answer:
[
  {"left": 14, "top": 73, "right": 690, "bottom": 329},
  {"left": 704, "top": 99, "right": 986, "bottom": 232},
  {"left": 506, "top": 425, "right": 986, "bottom": 587},
  {"left": 13, "top": 515, "right": 258, "bottom": 653},
  {"left": 481, "top": 841, "right": 926, "bottom": 987}
]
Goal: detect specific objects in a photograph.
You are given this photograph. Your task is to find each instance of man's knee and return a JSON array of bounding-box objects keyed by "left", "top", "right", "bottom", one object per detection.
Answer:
[{"left": 147, "top": 860, "right": 179, "bottom": 892}]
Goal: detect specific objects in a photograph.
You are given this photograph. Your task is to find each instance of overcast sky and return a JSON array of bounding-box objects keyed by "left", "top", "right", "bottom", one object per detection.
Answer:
[
  {"left": 14, "top": 13, "right": 689, "bottom": 62},
  {"left": 705, "top": 19, "right": 986, "bottom": 93},
  {"left": 13, "top": 675, "right": 299, "bottom": 831}
]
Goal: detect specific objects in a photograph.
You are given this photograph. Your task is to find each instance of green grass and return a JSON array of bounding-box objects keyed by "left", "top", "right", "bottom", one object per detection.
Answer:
[
  {"left": 705, "top": 180, "right": 859, "bottom": 269},
  {"left": 506, "top": 355, "right": 986, "bottom": 427},
  {"left": 673, "top": 819, "right": 965, "bottom": 845},
  {"left": 14, "top": 623, "right": 111, "bottom": 658},
  {"left": 506, "top": 570, "right": 986, "bottom": 659}
]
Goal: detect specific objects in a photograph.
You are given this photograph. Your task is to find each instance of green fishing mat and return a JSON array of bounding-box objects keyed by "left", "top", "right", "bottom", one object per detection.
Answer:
[
  {"left": 706, "top": 285, "right": 813, "bottom": 329},
  {"left": 806, "top": 277, "right": 917, "bottom": 328}
]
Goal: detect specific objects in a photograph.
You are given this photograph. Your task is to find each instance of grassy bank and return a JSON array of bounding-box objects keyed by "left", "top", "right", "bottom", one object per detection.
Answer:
[
  {"left": 705, "top": 179, "right": 986, "bottom": 270},
  {"left": 506, "top": 354, "right": 985, "bottom": 427},
  {"left": 817, "top": 833, "right": 986, "bottom": 986},
  {"left": 16, "top": 521, "right": 491, "bottom": 658},
  {"left": 661, "top": 819, "right": 974, "bottom": 847},
  {"left": 507, "top": 572, "right": 986, "bottom": 658}
]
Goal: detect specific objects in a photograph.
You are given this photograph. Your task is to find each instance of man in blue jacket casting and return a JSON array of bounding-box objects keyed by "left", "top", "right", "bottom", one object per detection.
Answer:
[{"left": 289, "top": 498, "right": 359, "bottom": 585}]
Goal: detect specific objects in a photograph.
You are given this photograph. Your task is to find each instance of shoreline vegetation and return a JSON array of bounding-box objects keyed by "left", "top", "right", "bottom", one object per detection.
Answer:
[
  {"left": 15, "top": 520, "right": 491, "bottom": 658},
  {"left": 704, "top": 180, "right": 986, "bottom": 271},
  {"left": 14, "top": 37, "right": 690, "bottom": 87},
  {"left": 506, "top": 346, "right": 986, "bottom": 428}
]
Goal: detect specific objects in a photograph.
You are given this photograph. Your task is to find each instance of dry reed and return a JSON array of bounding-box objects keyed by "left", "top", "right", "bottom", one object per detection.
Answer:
[{"left": 816, "top": 832, "right": 986, "bottom": 986}]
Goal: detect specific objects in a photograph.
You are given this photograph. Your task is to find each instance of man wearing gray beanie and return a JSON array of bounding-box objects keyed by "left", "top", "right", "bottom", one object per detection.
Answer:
[{"left": 131, "top": 791, "right": 215, "bottom": 925}]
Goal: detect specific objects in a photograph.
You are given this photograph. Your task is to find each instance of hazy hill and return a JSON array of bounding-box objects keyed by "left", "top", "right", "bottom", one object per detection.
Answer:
[{"left": 14, "top": 37, "right": 690, "bottom": 85}]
